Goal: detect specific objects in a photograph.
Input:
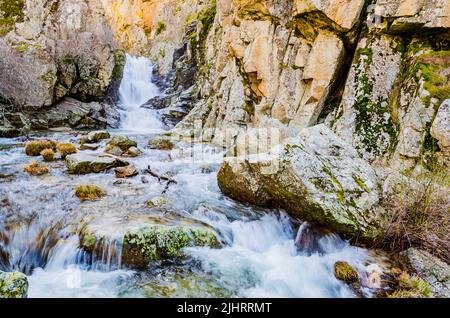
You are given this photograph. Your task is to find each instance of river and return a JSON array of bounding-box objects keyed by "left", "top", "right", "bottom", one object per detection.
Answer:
[{"left": 0, "top": 55, "right": 386, "bottom": 298}]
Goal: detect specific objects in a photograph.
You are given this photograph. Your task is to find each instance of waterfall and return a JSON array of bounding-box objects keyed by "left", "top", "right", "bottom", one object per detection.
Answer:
[{"left": 118, "top": 55, "right": 164, "bottom": 132}]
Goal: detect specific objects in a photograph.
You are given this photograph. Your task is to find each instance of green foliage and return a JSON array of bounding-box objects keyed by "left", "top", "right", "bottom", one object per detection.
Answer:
[{"left": 387, "top": 271, "right": 433, "bottom": 298}]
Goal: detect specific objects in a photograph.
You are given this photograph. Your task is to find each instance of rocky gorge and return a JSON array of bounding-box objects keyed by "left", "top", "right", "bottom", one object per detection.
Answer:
[{"left": 0, "top": 0, "right": 449, "bottom": 298}]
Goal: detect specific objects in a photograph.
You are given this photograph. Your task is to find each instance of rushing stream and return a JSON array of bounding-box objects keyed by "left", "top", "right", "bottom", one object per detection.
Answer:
[{"left": 0, "top": 55, "right": 387, "bottom": 298}]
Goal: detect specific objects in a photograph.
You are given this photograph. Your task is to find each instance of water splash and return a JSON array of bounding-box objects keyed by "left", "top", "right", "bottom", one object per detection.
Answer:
[{"left": 118, "top": 55, "right": 164, "bottom": 133}]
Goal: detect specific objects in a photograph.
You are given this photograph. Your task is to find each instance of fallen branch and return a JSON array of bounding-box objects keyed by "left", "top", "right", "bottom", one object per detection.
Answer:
[{"left": 145, "top": 165, "right": 178, "bottom": 194}]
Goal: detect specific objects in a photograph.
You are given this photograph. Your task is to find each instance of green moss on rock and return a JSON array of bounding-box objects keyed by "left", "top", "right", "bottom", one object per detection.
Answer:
[
  {"left": 122, "top": 225, "right": 219, "bottom": 268},
  {"left": 0, "top": 0, "right": 25, "bottom": 37},
  {"left": 0, "top": 270, "right": 28, "bottom": 298}
]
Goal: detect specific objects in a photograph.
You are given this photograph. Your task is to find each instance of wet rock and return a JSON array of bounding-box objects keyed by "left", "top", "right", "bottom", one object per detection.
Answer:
[
  {"left": 79, "top": 143, "right": 100, "bottom": 151},
  {"left": 0, "top": 271, "right": 28, "bottom": 298},
  {"left": 65, "top": 153, "right": 127, "bottom": 174},
  {"left": 124, "top": 146, "right": 141, "bottom": 157},
  {"left": 23, "top": 161, "right": 49, "bottom": 176},
  {"left": 400, "top": 248, "right": 450, "bottom": 298},
  {"left": 115, "top": 165, "right": 138, "bottom": 178},
  {"left": 75, "top": 185, "right": 106, "bottom": 201},
  {"left": 146, "top": 196, "right": 171, "bottom": 208},
  {"left": 148, "top": 136, "right": 174, "bottom": 150},
  {"left": 25, "top": 140, "right": 57, "bottom": 156},
  {"left": 79, "top": 131, "right": 111, "bottom": 144},
  {"left": 0, "top": 113, "right": 30, "bottom": 137},
  {"left": 218, "top": 124, "right": 386, "bottom": 241},
  {"left": 105, "top": 135, "right": 138, "bottom": 156},
  {"left": 431, "top": 100, "right": 450, "bottom": 156},
  {"left": 334, "top": 261, "right": 359, "bottom": 284}
]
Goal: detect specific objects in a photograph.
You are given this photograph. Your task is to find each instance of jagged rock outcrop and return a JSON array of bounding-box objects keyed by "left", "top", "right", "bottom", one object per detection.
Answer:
[
  {"left": 218, "top": 124, "right": 386, "bottom": 241},
  {"left": 173, "top": 0, "right": 368, "bottom": 146},
  {"left": 0, "top": 97, "right": 121, "bottom": 136},
  {"left": 331, "top": 0, "right": 450, "bottom": 169},
  {"left": 0, "top": 0, "right": 126, "bottom": 108}
]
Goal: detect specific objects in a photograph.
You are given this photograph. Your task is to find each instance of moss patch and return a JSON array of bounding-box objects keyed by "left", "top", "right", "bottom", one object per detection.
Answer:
[
  {"left": 0, "top": 0, "right": 25, "bottom": 37},
  {"left": 334, "top": 261, "right": 359, "bottom": 284}
]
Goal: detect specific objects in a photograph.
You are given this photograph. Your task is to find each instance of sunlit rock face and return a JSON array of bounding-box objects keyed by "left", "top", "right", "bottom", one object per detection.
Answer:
[
  {"left": 0, "top": 0, "right": 125, "bottom": 108},
  {"left": 171, "top": 0, "right": 367, "bottom": 147}
]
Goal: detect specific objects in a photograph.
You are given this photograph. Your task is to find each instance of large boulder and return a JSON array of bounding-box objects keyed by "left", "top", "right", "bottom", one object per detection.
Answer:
[
  {"left": 218, "top": 124, "right": 386, "bottom": 241},
  {"left": 65, "top": 153, "right": 128, "bottom": 174},
  {"left": 81, "top": 215, "right": 220, "bottom": 269},
  {"left": 0, "top": 271, "right": 28, "bottom": 298},
  {"left": 400, "top": 248, "right": 450, "bottom": 298}
]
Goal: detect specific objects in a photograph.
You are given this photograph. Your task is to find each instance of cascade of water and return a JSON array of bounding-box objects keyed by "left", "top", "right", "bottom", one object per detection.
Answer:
[{"left": 118, "top": 55, "right": 164, "bottom": 133}]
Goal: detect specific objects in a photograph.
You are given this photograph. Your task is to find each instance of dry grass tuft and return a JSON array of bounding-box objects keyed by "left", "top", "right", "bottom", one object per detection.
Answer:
[
  {"left": 25, "top": 140, "right": 57, "bottom": 156},
  {"left": 24, "top": 161, "right": 49, "bottom": 176},
  {"left": 56, "top": 143, "right": 77, "bottom": 159},
  {"left": 75, "top": 185, "right": 106, "bottom": 201},
  {"left": 386, "top": 269, "right": 433, "bottom": 298},
  {"left": 40, "top": 148, "right": 55, "bottom": 162},
  {"left": 380, "top": 169, "right": 450, "bottom": 263}
]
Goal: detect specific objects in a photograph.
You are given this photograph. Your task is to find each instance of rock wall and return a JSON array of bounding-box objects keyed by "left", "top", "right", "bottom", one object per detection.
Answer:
[{"left": 0, "top": 0, "right": 126, "bottom": 108}]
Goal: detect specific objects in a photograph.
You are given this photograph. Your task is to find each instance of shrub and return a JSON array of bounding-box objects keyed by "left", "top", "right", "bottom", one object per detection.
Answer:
[{"left": 75, "top": 185, "right": 106, "bottom": 201}]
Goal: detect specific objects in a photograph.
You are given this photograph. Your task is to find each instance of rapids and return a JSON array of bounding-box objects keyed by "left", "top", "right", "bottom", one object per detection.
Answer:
[{"left": 0, "top": 54, "right": 387, "bottom": 298}]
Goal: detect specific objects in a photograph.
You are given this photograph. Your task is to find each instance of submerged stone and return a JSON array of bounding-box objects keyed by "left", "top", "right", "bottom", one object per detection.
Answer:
[
  {"left": 0, "top": 271, "right": 28, "bottom": 298},
  {"left": 65, "top": 153, "right": 127, "bottom": 174}
]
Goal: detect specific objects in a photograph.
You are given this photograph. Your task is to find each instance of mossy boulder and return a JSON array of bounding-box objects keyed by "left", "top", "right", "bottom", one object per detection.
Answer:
[
  {"left": 334, "top": 261, "right": 359, "bottom": 284},
  {"left": 0, "top": 270, "right": 28, "bottom": 298},
  {"left": 65, "top": 153, "right": 128, "bottom": 174},
  {"left": 105, "top": 135, "right": 138, "bottom": 156},
  {"left": 217, "top": 125, "right": 386, "bottom": 242},
  {"left": 25, "top": 140, "right": 57, "bottom": 156},
  {"left": 81, "top": 216, "right": 220, "bottom": 269},
  {"left": 148, "top": 136, "right": 174, "bottom": 150},
  {"left": 122, "top": 226, "right": 219, "bottom": 268}
]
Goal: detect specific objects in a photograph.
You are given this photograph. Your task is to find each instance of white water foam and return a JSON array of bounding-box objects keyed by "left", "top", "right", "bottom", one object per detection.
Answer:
[{"left": 118, "top": 55, "right": 164, "bottom": 133}]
